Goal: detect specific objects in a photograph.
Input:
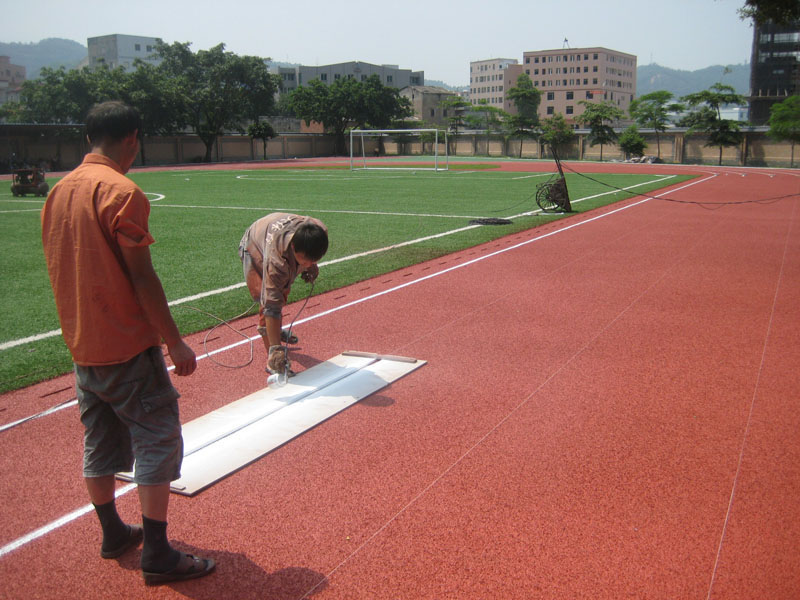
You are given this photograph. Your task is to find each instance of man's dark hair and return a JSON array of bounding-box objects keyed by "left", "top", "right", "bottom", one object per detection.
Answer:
[
  {"left": 292, "top": 222, "right": 328, "bottom": 262},
  {"left": 86, "top": 101, "right": 142, "bottom": 144}
]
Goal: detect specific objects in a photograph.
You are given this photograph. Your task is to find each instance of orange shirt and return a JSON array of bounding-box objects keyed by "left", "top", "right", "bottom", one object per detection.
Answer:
[{"left": 41, "top": 154, "right": 161, "bottom": 365}]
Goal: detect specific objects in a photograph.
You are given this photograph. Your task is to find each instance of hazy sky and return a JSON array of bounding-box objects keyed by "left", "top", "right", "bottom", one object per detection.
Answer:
[{"left": 4, "top": 0, "right": 754, "bottom": 85}]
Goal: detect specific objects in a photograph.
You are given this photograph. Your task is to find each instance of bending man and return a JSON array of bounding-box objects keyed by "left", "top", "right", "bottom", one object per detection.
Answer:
[{"left": 239, "top": 213, "right": 328, "bottom": 374}]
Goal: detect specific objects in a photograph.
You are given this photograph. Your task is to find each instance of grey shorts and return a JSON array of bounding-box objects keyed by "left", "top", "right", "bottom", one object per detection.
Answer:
[{"left": 75, "top": 346, "right": 183, "bottom": 485}]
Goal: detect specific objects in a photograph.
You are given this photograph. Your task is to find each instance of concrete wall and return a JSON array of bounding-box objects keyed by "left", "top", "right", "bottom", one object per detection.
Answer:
[{"left": 2, "top": 129, "right": 798, "bottom": 173}]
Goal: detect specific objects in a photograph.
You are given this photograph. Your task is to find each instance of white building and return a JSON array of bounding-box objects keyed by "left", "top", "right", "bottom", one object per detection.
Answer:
[{"left": 87, "top": 34, "right": 161, "bottom": 71}]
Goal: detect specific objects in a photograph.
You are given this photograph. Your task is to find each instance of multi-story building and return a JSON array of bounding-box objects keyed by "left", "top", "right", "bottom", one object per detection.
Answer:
[
  {"left": 749, "top": 20, "right": 800, "bottom": 125},
  {"left": 470, "top": 48, "right": 636, "bottom": 125},
  {"left": 400, "top": 85, "right": 456, "bottom": 126},
  {"left": 87, "top": 34, "right": 161, "bottom": 71},
  {"left": 469, "top": 58, "right": 518, "bottom": 107},
  {"left": 0, "top": 56, "right": 26, "bottom": 105},
  {"left": 519, "top": 47, "right": 636, "bottom": 124},
  {"left": 274, "top": 61, "right": 423, "bottom": 95}
]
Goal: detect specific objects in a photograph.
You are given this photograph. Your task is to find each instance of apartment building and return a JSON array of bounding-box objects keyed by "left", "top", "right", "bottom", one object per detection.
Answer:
[
  {"left": 0, "top": 56, "right": 26, "bottom": 105},
  {"left": 87, "top": 34, "right": 161, "bottom": 71},
  {"left": 521, "top": 47, "right": 636, "bottom": 124},
  {"left": 400, "top": 85, "right": 456, "bottom": 126},
  {"left": 469, "top": 58, "right": 519, "bottom": 107},
  {"left": 749, "top": 20, "right": 800, "bottom": 125},
  {"left": 274, "top": 61, "right": 424, "bottom": 94},
  {"left": 470, "top": 47, "right": 636, "bottom": 125}
]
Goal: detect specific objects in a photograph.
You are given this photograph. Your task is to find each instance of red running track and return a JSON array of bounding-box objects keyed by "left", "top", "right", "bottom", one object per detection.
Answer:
[{"left": 1, "top": 162, "right": 798, "bottom": 599}]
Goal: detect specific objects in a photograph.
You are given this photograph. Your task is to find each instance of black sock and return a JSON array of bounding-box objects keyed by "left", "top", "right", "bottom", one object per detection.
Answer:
[
  {"left": 93, "top": 500, "right": 129, "bottom": 552},
  {"left": 141, "top": 515, "right": 181, "bottom": 572}
]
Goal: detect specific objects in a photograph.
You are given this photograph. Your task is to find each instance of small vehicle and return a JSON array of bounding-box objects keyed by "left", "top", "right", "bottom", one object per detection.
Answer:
[{"left": 11, "top": 168, "right": 49, "bottom": 197}]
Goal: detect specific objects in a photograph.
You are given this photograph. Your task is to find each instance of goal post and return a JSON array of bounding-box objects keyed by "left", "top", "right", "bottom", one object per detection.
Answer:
[{"left": 349, "top": 128, "right": 449, "bottom": 171}]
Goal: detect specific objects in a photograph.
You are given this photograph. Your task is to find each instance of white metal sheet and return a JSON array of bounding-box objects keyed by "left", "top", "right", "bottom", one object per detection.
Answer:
[{"left": 117, "top": 351, "right": 425, "bottom": 495}]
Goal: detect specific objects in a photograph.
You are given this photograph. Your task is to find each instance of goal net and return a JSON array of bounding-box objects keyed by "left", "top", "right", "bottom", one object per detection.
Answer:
[{"left": 349, "top": 128, "right": 449, "bottom": 171}]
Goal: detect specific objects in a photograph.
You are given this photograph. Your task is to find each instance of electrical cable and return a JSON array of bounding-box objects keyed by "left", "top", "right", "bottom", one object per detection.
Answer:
[{"left": 559, "top": 162, "right": 799, "bottom": 210}]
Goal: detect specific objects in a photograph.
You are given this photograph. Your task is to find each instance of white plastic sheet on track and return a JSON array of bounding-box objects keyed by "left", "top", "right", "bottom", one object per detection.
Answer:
[{"left": 117, "top": 351, "right": 425, "bottom": 495}]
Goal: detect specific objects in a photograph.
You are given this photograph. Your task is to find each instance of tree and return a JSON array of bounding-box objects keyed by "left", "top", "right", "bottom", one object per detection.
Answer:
[
  {"left": 629, "top": 90, "right": 684, "bottom": 160},
  {"left": 248, "top": 120, "right": 277, "bottom": 159},
  {"left": 576, "top": 100, "right": 624, "bottom": 161},
  {"left": 680, "top": 83, "right": 746, "bottom": 165},
  {"left": 738, "top": 0, "right": 800, "bottom": 24},
  {"left": 506, "top": 73, "right": 541, "bottom": 157},
  {"left": 439, "top": 95, "right": 471, "bottom": 154},
  {"left": 539, "top": 113, "right": 575, "bottom": 157},
  {"left": 618, "top": 125, "right": 647, "bottom": 159},
  {"left": 154, "top": 41, "right": 277, "bottom": 162},
  {"left": 122, "top": 61, "right": 187, "bottom": 164},
  {"left": 472, "top": 100, "right": 508, "bottom": 155},
  {"left": 290, "top": 76, "right": 411, "bottom": 155},
  {"left": 767, "top": 95, "right": 800, "bottom": 167}
]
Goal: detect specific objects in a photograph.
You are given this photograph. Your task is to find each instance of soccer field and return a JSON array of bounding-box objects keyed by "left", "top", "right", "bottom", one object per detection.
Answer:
[{"left": 0, "top": 163, "right": 694, "bottom": 392}]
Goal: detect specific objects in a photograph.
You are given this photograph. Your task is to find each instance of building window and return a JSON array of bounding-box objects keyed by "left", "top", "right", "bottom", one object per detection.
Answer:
[
  {"left": 593, "top": 53, "right": 598, "bottom": 59},
  {"left": 566, "top": 91, "right": 573, "bottom": 100},
  {"left": 566, "top": 105, "right": 573, "bottom": 114},
  {"left": 547, "top": 106, "right": 554, "bottom": 115},
  {"left": 592, "top": 78, "right": 598, "bottom": 84},
  {"left": 387, "top": 75, "right": 393, "bottom": 83},
  {"left": 547, "top": 91, "right": 554, "bottom": 100},
  {"left": 320, "top": 73, "right": 327, "bottom": 81},
  {"left": 586, "top": 91, "right": 593, "bottom": 98},
  {"left": 135, "top": 44, "right": 141, "bottom": 51},
  {"left": 334, "top": 73, "right": 341, "bottom": 80},
  {"left": 526, "top": 57, "right": 530, "bottom": 63}
]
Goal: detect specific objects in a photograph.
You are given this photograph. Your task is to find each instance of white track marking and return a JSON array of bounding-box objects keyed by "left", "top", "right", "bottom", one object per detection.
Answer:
[
  {"left": 0, "top": 172, "right": 717, "bottom": 558},
  {"left": 0, "top": 484, "right": 136, "bottom": 559},
  {"left": 0, "top": 174, "right": 678, "bottom": 352}
]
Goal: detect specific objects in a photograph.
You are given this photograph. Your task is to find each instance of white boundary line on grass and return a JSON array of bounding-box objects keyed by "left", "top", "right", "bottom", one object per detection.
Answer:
[
  {"left": 0, "top": 172, "right": 713, "bottom": 559},
  {"left": 0, "top": 174, "right": 677, "bottom": 352}
]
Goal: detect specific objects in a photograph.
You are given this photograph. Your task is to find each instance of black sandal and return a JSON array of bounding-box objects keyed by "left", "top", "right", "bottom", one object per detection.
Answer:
[{"left": 143, "top": 552, "right": 216, "bottom": 586}]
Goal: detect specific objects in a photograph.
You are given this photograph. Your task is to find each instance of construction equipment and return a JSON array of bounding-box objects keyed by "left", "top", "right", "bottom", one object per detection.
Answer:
[{"left": 11, "top": 168, "right": 49, "bottom": 197}]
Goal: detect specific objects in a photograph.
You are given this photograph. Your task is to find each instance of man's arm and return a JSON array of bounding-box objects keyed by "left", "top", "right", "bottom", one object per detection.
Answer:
[{"left": 119, "top": 244, "right": 196, "bottom": 376}]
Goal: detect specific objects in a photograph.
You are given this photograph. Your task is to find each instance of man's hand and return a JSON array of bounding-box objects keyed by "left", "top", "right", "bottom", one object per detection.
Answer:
[
  {"left": 268, "top": 345, "right": 287, "bottom": 373},
  {"left": 301, "top": 265, "right": 319, "bottom": 283},
  {"left": 167, "top": 339, "right": 197, "bottom": 376}
]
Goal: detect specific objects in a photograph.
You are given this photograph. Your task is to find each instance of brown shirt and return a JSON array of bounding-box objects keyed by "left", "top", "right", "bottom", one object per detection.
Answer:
[{"left": 241, "top": 213, "right": 326, "bottom": 312}]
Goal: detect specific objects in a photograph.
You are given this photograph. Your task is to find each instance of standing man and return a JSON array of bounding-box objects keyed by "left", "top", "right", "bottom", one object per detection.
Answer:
[
  {"left": 41, "top": 101, "right": 215, "bottom": 585},
  {"left": 239, "top": 213, "right": 328, "bottom": 374}
]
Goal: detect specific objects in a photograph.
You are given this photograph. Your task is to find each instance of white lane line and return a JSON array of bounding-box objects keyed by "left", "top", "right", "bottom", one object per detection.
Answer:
[
  {"left": 0, "top": 173, "right": 714, "bottom": 559},
  {"left": 0, "top": 174, "right": 679, "bottom": 352},
  {"left": 1, "top": 174, "right": 676, "bottom": 351},
  {"left": 0, "top": 484, "right": 136, "bottom": 559}
]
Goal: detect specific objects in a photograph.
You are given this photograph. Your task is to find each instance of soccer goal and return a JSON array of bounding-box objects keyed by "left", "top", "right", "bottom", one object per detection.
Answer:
[{"left": 349, "top": 128, "right": 449, "bottom": 171}]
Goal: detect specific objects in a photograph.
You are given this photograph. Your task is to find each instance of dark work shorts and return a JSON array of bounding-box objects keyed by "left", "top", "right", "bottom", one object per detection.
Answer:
[{"left": 75, "top": 346, "right": 183, "bottom": 485}]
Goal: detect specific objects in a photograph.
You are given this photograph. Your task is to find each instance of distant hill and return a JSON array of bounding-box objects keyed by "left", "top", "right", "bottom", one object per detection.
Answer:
[
  {"left": 636, "top": 63, "right": 750, "bottom": 98},
  {"left": 0, "top": 38, "right": 86, "bottom": 77},
  {"left": 425, "top": 79, "right": 468, "bottom": 93}
]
